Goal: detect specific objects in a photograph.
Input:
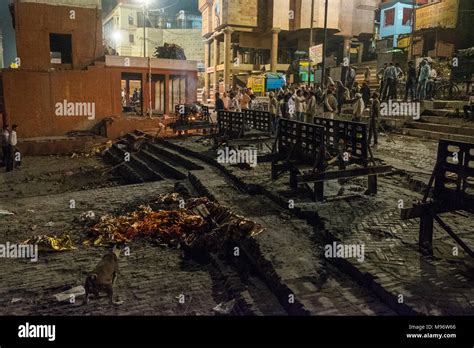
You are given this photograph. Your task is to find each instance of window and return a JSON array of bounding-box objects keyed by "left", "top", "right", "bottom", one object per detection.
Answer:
[
  {"left": 49, "top": 33, "right": 72, "bottom": 64},
  {"left": 402, "top": 8, "right": 413, "bottom": 26},
  {"left": 384, "top": 8, "right": 395, "bottom": 27},
  {"left": 129, "top": 34, "right": 134, "bottom": 43},
  {"left": 114, "top": 16, "right": 119, "bottom": 25},
  {"left": 128, "top": 15, "right": 134, "bottom": 25}
]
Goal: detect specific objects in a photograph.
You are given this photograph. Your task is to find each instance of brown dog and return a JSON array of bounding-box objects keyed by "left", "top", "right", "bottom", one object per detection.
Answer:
[{"left": 83, "top": 245, "right": 122, "bottom": 305}]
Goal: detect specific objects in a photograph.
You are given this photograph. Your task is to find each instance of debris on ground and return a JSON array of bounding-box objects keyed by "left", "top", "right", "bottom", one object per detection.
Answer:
[
  {"left": 0, "top": 209, "right": 15, "bottom": 216},
  {"left": 85, "top": 195, "right": 264, "bottom": 251},
  {"left": 22, "top": 234, "right": 77, "bottom": 252},
  {"left": 53, "top": 285, "right": 85, "bottom": 302},
  {"left": 70, "top": 140, "right": 114, "bottom": 159},
  {"left": 213, "top": 299, "right": 236, "bottom": 315},
  {"left": 79, "top": 211, "right": 97, "bottom": 225},
  {"left": 11, "top": 297, "right": 23, "bottom": 304}
]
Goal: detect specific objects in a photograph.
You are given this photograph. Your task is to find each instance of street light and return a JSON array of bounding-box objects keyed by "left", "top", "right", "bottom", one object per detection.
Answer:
[
  {"left": 112, "top": 30, "right": 121, "bottom": 43},
  {"left": 138, "top": 0, "right": 152, "bottom": 117},
  {"left": 112, "top": 30, "right": 121, "bottom": 53}
]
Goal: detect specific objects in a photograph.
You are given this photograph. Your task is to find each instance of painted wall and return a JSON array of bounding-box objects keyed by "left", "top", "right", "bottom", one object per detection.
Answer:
[
  {"left": 2, "top": 65, "right": 197, "bottom": 138},
  {"left": 380, "top": 2, "right": 414, "bottom": 47},
  {"left": 14, "top": 2, "right": 103, "bottom": 70}
]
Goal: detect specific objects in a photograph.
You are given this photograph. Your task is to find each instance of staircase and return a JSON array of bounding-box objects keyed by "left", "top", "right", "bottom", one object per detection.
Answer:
[
  {"left": 402, "top": 101, "right": 474, "bottom": 143},
  {"left": 353, "top": 60, "right": 379, "bottom": 90}
]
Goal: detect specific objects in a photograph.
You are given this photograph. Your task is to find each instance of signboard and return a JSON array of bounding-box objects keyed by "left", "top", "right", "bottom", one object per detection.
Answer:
[
  {"left": 249, "top": 76, "right": 265, "bottom": 94},
  {"left": 309, "top": 44, "right": 323, "bottom": 65},
  {"left": 397, "top": 37, "right": 411, "bottom": 49},
  {"left": 50, "top": 52, "right": 62, "bottom": 64},
  {"left": 299, "top": 61, "right": 314, "bottom": 82},
  {"left": 415, "top": 0, "right": 459, "bottom": 31}
]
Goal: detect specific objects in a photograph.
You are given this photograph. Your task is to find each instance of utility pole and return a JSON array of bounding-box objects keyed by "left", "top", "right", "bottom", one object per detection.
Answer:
[
  {"left": 410, "top": 0, "right": 416, "bottom": 60},
  {"left": 308, "top": 0, "right": 315, "bottom": 88},
  {"left": 143, "top": 2, "right": 148, "bottom": 58},
  {"left": 322, "top": 0, "right": 329, "bottom": 88}
]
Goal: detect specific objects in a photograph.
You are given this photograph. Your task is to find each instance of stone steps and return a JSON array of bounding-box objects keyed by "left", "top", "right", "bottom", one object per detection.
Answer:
[
  {"left": 422, "top": 108, "right": 459, "bottom": 117},
  {"left": 400, "top": 127, "right": 474, "bottom": 143},
  {"left": 419, "top": 115, "right": 473, "bottom": 126},
  {"left": 405, "top": 121, "right": 474, "bottom": 137}
]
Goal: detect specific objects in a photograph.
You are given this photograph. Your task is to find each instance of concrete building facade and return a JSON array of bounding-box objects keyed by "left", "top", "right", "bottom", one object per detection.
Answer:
[
  {"left": 103, "top": 2, "right": 204, "bottom": 62},
  {"left": 200, "top": 0, "right": 380, "bottom": 95}
]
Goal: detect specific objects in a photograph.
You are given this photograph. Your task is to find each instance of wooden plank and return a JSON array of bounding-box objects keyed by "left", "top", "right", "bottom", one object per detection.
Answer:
[
  {"left": 296, "top": 165, "right": 392, "bottom": 183},
  {"left": 400, "top": 200, "right": 469, "bottom": 220}
]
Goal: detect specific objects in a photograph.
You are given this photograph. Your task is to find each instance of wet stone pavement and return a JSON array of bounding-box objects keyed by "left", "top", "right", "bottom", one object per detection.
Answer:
[{"left": 169, "top": 133, "right": 474, "bottom": 316}]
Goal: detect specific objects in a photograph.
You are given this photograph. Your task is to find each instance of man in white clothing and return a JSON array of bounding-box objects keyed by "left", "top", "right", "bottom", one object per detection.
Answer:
[{"left": 6, "top": 124, "right": 19, "bottom": 171}]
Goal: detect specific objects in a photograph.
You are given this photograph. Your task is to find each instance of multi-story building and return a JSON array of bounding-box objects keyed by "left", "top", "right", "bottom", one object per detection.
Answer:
[
  {"left": 103, "top": 2, "right": 204, "bottom": 62},
  {"left": 1, "top": 0, "right": 198, "bottom": 142},
  {"left": 0, "top": 29, "right": 4, "bottom": 68},
  {"left": 199, "top": 0, "right": 380, "bottom": 94},
  {"left": 379, "top": 0, "right": 416, "bottom": 48},
  {"left": 413, "top": 0, "right": 474, "bottom": 58}
]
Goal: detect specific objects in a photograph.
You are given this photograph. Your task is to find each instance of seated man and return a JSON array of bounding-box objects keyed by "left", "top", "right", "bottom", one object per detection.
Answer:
[{"left": 464, "top": 89, "right": 474, "bottom": 121}]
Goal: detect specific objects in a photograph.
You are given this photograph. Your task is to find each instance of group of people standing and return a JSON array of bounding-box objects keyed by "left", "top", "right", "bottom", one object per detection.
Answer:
[
  {"left": 1, "top": 124, "right": 20, "bottom": 172},
  {"left": 215, "top": 88, "right": 265, "bottom": 114},
  {"left": 214, "top": 78, "right": 381, "bottom": 146},
  {"left": 378, "top": 59, "right": 438, "bottom": 102}
]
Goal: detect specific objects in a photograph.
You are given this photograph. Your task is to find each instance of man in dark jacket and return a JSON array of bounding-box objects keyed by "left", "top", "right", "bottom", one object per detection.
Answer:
[
  {"left": 405, "top": 61, "right": 417, "bottom": 102},
  {"left": 368, "top": 92, "right": 380, "bottom": 146},
  {"left": 215, "top": 93, "right": 225, "bottom": 111}
]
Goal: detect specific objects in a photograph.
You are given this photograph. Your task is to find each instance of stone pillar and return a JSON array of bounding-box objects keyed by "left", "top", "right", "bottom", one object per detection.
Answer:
[
  {"left": 223, "top": 27, "right": 233, "bottom": 91},
  {"left": 213, "top": 35, "right": 221, "bottom": 95},
  {"left": 204, "top": 40, "right": 210, "bottom": 103},
  {"left": 357, "top": 42, "right": 364, "bottom": 63},
  {"left": 271, "top": 28, "right": 280, "bottom": 72},
  {"left": 343, "top": 36, "right": 352, "bottom": 62}
]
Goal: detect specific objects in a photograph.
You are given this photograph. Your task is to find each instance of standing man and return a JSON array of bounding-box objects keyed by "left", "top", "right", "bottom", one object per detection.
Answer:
[
  {"left": 269, "top": 92, "right": 279, "bottom": 115},
  {"left": 215, "top": 93, "right": 225, "bottom": 112},
  {"left": 240, "top": 88, "right": 251, "bottom": 110},
  {"left": 305, "top": 91, "right": 317, "bottom": 123},
  {"left": 228, "top": 92, "right": 241, "bottom": 112},
  {"left": 352, "top": 93, "right": 365, "bottom": 122},
  {"left": 324, "top": 89, "right": 338, "bottom": 119},
  {"left": 361, "top": 82, "right": 371, "bottom": 107},
  {"left": 427, "top": 63, "right": 438, "bottom": 100},
  {"left": 368, "top": 93, "right": 380, "bottom": 146},
  {"left": 394, "top": 63, "right": 404, "bottom": 100},
  {"left": 1, "top": 125, "right": 9, "bottom": 167},
  {"left": 382, "top": 62, "right": 397, "bottom": 101},
  {"left": 347, "top": 65, "right": 356, "bottom": 91},
  {"left": 377, "top": 63, "right": 388, "bottom": 95},
  {"left": 405, "top": 61, "right": 417, "bottom": 102},
  {"left": 268, "top": 92, "right": 279, "bottom": 132},
  {"left": 6, "top": 124, "right": 18, "bottom": 171},
  {"left": 294, "top": 90, "right": 306, "bottom": 122},
  {"left": 417, "top": 60, "right": 430, "bottom": 102}
]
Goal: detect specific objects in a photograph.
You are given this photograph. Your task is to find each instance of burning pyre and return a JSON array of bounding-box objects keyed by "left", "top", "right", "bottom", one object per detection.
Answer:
[{"left": 86, "top": 194, "right": 264, "bottom": 252}]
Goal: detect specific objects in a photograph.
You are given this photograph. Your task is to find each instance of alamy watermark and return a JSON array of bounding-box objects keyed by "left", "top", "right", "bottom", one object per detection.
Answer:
[
  {"left": 324, "top": 242, "right": 365, "bottom": 263},
  {"left": 55, "top": 100, "right": 96, "bottom": 120},
  {"left": 0, "top": 242, "right": 38, "bottom": 262},
  {"left": 381, "top": 100, "right": 420, "bottom": 120},
  {"left": 217, "top": 147, "right": 257, "bottom": 167},
  {"left": 18, "top": 322, "right": 55, "bottom": 341}
]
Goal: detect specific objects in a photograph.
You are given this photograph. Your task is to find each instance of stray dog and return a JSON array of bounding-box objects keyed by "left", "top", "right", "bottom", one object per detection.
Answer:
[{"left": 83, "top": 245, "right": 123, "bottom": 305}]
